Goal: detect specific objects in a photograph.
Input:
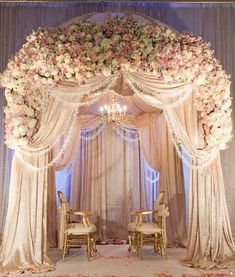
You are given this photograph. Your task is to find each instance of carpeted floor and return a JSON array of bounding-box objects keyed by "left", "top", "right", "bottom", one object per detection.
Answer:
[{"left": 33, "top": 245, "right": 235, "bottom": 277}]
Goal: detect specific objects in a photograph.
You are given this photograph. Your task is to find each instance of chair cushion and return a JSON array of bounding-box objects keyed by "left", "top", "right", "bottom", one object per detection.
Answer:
[
  {"left": 136, "top": 223, "right": 161, "bottom": 234},
  {"left": 128, "top": 222, "right": 137, "bottom": 232},
  {"left": 66, "top": 223, "right": 97, "bottom": 234}
]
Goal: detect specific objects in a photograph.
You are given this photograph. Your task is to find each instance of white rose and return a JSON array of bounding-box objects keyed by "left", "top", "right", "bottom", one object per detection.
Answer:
[
  {"left": 17, "top": 137, "right": 28, "bottom": 146},
  {"left": 28, "top": 118, "right": 37, "bottom": 129},
  {"left": 18, "top": 125, "right": 28, "bottom": 136},
  {"left": 102, "top": 68, "right": 111, "bottom": 76},
  {"left": 26, "top": 107, "right": 34, "bottom": 117}
]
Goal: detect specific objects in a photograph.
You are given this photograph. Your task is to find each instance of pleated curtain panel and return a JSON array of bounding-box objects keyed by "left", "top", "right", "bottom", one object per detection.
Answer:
[{"left": 0, "top": 8, "right": 235, "bottom": 274}]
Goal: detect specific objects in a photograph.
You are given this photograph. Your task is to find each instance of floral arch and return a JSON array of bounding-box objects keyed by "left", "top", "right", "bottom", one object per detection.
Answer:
[{"left": 0, "top": 12, "right": 234, "bottom": 273}]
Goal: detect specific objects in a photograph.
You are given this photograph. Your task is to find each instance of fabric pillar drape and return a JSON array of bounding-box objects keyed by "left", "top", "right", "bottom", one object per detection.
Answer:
[
  {"left": 157, "top": 116, "right": 187, "bottom": 246},
  {"left": 0, "top": 69, "right": 234, "bottom": 272},
  {"left": 0, "top": 154, "right": 54, "bottom": 273},
  {"left": 125, "top": 112, "right": 186, "bottom": 245},
  {"left": 55, "top": 111, "right": 186, "bottom": 246},
  {"left": 184, "top": 156, "right": 235, "bottom": 268},
  {"left": 0, "top": 96, "right": 77, "bottom": 273},
  {"left": 163, "top": 97, "right": 235, "bottom": 268}
]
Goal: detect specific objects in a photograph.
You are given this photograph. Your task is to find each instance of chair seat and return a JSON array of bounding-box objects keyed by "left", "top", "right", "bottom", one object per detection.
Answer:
[
  {"left": 128, "top": 222, "right": 137, "bottom": 232},
  {"left": 66, "top": 223, "right": 97, "bottom": 234},
  {"left": 136, "top": 223, "right": 161, "bottom": 234}
]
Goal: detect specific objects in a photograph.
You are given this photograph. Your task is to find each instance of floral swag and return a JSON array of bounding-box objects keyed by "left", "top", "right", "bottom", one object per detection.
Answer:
[{"left": 0, "top": 17, "right": 232, "bottom": 150}]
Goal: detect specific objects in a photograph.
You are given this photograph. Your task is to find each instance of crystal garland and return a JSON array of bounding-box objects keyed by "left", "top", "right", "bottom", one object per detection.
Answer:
[
  {"left": 52, "top": 74, "right": 116, "bottom": 95},
  {"left": 16, "top": 134, "right": 61, "bottom": 157},
  {"left": 114, "top": 126, "right": 139, "bottom": 142},
  {"left": 50, "top": 74, "right": 119, "bottom": 108},
  {"left": 164, "top": 109, "right": 219, "bottom": 169},
  {"left": 80, "top": 123, "right": 105, "bottom": 140},
  {"left": 165, "top": 108, "right": 218, "bottom": 159},
  {"left": 50, "top": 91, "right": 104, "bottom": 108},
  {"left": 15, "top": 74, "right": 121, "bottom": 163},
  {"left": 126, "top": 77, "right": 193, "bottom": 110},
  {"left": 80, "top": 123, "right": 140, "bottom": 143},
  {"left": 146, "top": 174, "right": 159, "bottom": 183},
  {"left": 15, "top": 108, "right": 79, "bottom": 171},
  {"left": 126, "top": 72, "right": 190, "bottom": 96}
]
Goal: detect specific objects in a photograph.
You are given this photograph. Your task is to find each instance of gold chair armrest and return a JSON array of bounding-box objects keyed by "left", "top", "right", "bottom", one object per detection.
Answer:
[
  {"left": 130, "top": 211, "right": 142, "bottom": 226},
  {"left": 136, "top": 210, "right": 153, "bottom": 226},
  {"left": 68, "top": 210, "right": 92, "bottom": 227},
  {"left": 69, "top": 210, "right": 92, "bottom": 217},
  {"left": 130, "top": 210, "right": 153, "bottom": 227},
  {"left": 138, "top": 210, "right": 153, "bottom": 215}
]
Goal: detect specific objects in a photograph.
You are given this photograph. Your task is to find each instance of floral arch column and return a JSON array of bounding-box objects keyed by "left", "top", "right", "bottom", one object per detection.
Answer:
[{"left": 0, "top": 12, "right": 234, "bottom": 272}]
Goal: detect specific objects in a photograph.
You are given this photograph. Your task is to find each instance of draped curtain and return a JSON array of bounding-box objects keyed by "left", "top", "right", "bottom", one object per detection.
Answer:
[
  {"left": 63, "top": 111, "right": 186, "bottom": 246},
  {"left": 1, "top": 66, "right": 234, "bottom": 273},
  {"left": 0, "top": 92, "right": 13, "bottom": 241},
  {"left": 1, "top": 3, "right": 235, "bottom": 242},
  {"left": 0, "top": 2, "right": 235, "bottom": 273},
  {"left": 69, "top": 125, "right": 153, "bottom": 242}
]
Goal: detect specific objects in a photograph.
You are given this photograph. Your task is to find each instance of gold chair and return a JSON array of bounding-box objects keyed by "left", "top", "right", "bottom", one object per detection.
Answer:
[
  {"left": 127, "top": 211, "right": 141, "bottom": 255},
  {"left": 127, "top": 191, "right": 165, "bottom": 255},
  {"left": 136, "top": 203, "right": 169, "bottom": 258},
  {"left": 57, "top": 191, "right": 97, "bottom": 261}
]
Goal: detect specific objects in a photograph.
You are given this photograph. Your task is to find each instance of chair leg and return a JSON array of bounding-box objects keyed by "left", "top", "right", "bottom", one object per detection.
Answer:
[
  {"left": 137, "top": 232, "right": 143, "bottom": 259},
  {"left": 131, "top": 232, "right": 137, "bottom": 256},
  {"left": 63, "top": 233, "right": 68, "bottom": 261},
  {"left": 90, "top": 233, "right": 96, "bottom": 258},
  {"left": 87, "top": 233, "right": 91, "bottom": 261},
  {"left": 92, "top": 233, "right": 97, "bottom": 253},
  {"left": 128, "top": 231, "right": 132, "bottom": 252}
]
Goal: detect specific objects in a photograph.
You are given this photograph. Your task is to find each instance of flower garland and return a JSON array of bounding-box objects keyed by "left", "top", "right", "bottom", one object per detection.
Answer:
[{"left": 0, "top": 16, "right": 232, "bottom": 150}]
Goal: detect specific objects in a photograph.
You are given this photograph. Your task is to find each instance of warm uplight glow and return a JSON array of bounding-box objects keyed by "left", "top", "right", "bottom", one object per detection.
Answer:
[{"left": 99, "top": 95, "right": 127, "bottom": 128}]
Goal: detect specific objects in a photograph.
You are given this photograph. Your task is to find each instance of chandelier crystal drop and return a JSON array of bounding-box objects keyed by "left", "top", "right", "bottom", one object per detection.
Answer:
[{"left": 99, "top": 95, "right": 127, "bottom": 128}]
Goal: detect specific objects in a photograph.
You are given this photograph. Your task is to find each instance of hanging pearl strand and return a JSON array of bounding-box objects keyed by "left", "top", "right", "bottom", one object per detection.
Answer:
[
  {"left": 50, "top": 73, "right": 120, "bottom": 108},
  {"left": 80, "top": 124, "right": 106, "bottom": 141},
  {"left": 118, "top": 124, "right": 139, "bottom": 134},
  {"left": 52, "top": 74, "right": 116, "bottom": 95},
  {"left": 165, "top": 108, "right": 218, "bottom": 159},
  {"left": 145, "top": 172, "right": 159, "bottom": 183},
  {"left": 114, "top": 126, "right": 140, "bottom": 142},
  {"left": 16, "top": 133, "right": 62, "bottom": 157},
  {"left": 164, "top": 109, "right": 219, "bottom": 169},
  {"left": 126, "top": 77, "right": 192, "bottom": 109},
  {"left": 15, "top": 108, "right": 79, "bottom": 171},
  {"left": 50, "top": 90, "right": 103, "bottom": 108},
  {"left": 80, "top": 123, "right": 140, "bottom": 142},
  {"left": 127, "top": 72, "right": 190, "bottom": 96}
]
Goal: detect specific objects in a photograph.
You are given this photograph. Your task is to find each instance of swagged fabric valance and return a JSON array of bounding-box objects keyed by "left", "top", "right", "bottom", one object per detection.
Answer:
[{"left": 0, "top": 12, "right": 234, "bottom": 273}]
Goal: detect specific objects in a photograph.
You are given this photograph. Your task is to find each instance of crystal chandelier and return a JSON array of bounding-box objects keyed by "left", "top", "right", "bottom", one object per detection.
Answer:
[{"left": 99, "top": 95, "right": 127, "bottom": 128}]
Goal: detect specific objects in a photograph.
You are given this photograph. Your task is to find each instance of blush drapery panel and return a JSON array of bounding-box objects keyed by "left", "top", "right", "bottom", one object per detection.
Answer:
[
  {"left": 0, "top": 70, "right": 234, "bottom": 273},
  {"left": 62, "top": 116, "right": 154, "bottom": 243},
  {"left": 0, "top": 92, "right": 13, "bottom": 241},
  {"left": 168, "top": 97, "right": 235, "bottom": 268},
  {"left": 55, "top": 111, "right": 186, "bottom": 247},
  {"left": 0, "top": 96, "right": 80, "bottom": 273},
  {"left": 143, "top": 89, "right": 235, "bottom": 267},
  {"left": 124, "top": 112, "right": 186, "bottom": 246}
]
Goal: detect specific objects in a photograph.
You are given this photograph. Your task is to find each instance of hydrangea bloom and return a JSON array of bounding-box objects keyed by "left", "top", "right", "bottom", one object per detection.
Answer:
[{"left": 0, "top": 17, "right": 232, "bottom": 149}]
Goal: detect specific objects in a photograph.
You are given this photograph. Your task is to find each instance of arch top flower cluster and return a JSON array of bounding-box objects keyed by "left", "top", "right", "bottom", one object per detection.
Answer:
[{"left": 0, "top": 16, "right": 232, "bottom": 149}]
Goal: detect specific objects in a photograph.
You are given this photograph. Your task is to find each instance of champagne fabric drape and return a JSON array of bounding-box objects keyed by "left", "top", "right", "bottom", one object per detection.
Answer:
[
  {"left": 125, "top": 112, "right": 186, "bottom": 245},
  {"left": 59, "top": 112, "right": 185, "bottom": 246},
  {"left": 0, "top": 71, "right": 189, "bottom": 272},
  {"left": 0, "top": 92, "right": 13, "bottom": 241},
  {"left": 167, "top": 96, "right": 235, "bottom": 268},
  {"left": 0, "top": 97, "right": 78, "bottom": 272},
  {"left": 68, "top": 117, "right": 152, "bottom": 242},
  {"left": 0, "top": 4, "right": 235, "bottom": 273},
  {"left": 1, "top": 2, "right": 235, "bottom": 243}
]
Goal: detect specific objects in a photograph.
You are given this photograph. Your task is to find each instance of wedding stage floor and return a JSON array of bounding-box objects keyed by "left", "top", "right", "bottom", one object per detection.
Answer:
[{"left": 37, "top": 245, "right": 234, "bottom": 277}]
